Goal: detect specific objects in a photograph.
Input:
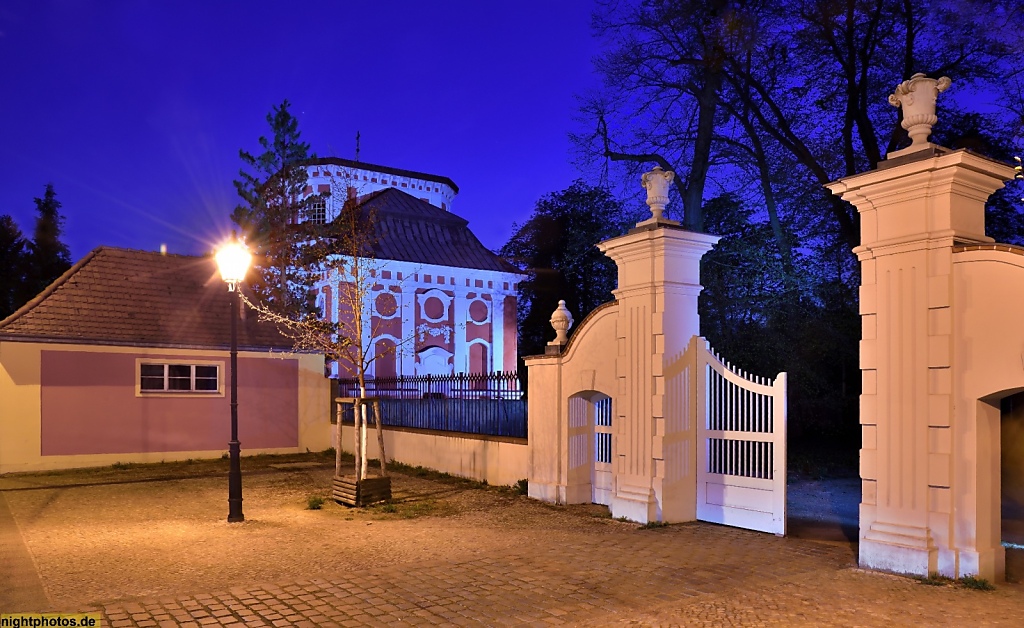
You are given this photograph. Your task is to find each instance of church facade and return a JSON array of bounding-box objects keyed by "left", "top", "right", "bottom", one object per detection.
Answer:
[{"left": 301, "top": 159, "right": 524, "bottom": 380}]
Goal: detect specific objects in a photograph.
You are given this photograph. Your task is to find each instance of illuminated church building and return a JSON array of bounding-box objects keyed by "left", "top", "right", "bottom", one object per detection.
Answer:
[{"left": 300, "top": 157, "right": 524, "bottom": 379}]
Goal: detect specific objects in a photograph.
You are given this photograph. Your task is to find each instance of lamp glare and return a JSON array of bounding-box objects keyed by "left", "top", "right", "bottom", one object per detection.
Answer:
[{"left": 216, "top": 240, "right": 252, "bottom": 290}]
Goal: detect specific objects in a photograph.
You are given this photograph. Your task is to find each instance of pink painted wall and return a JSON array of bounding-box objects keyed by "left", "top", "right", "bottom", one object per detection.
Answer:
[
  {"left": 503, "top": 296, "right": 518, "bottom": 371},
  {"left": 40, "top": 350, "right": 298, "bottom": 456}
]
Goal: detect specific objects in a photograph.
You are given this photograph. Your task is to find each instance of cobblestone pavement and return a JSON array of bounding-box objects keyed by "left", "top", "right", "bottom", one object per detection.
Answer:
[
  {"left": 1, "top": 460, "right": 1022, "bottom": 626},
  {"left": 90, "top": 535, "right": 1024, "bottom": 627}
]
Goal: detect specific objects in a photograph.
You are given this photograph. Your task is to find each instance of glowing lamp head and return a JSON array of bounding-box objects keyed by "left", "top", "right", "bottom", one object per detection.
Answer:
[{"left": 215, "top": 237, "right": 252, "bottom": 292}]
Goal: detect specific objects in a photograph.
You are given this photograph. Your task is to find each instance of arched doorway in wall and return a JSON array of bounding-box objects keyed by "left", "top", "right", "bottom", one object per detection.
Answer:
[
  {"left": 1001, "top": 391, "right": 1024, "bottom": 580},
  {"left": 567, "top": 392, "right": 614, "bottom": 507}
]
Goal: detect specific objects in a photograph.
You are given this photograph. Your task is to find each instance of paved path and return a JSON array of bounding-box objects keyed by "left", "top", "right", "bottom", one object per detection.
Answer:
[
  {"left": 89, "top": 525, "right": 1023, "bottom": 626},
  {"left": 1, "top": 463, "right": 1022, "bottom": 626},
  {"left": 0, "top": 492, "right": 49, "bottom": 611}
]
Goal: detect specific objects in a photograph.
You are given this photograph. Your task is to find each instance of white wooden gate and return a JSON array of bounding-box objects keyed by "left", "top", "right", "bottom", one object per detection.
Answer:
[
  {"left": 568, "top": 393, "right": 614, "bottom": 506},
  {"left": 695, "top": 339, "right": 787, "bottom": 535},
  {"left": 593, "top": 396, "right": 613, "bottom": 505}
]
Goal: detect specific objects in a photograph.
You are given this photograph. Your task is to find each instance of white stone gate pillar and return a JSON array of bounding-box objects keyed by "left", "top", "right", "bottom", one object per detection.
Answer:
[
  {"left": 597, "top": 168, "right": 719, "bottom": 523},
  {"left": 525, "top": 167, "right": 718, "bottom": 522},
  {"left": 827, "top": 74, "right": 1017, "bottom": 579}
]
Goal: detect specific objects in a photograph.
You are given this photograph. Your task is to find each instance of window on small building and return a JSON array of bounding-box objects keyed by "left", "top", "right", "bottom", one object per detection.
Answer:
[
  {"left": 304, "top": 198, "right": 327, "bottom": 224},
  {"left": 140, "top": 363, "right": 220, "bottom": 393}
]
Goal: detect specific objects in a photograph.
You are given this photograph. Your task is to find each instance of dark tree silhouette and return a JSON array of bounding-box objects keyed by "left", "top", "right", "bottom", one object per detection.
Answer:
[
  {"left": 500, "top": 181, "right": 636, "bottom": 357},
  {"left": 24, "top": 183, "right": 72, "bottom": 300},
  {"left": 232, "top": 100, "right": 318, "bottom": 313},
  {"left": 572, "top": 0, "right": 1024, "bottom": 459},
  {"left": 0, "top": 215, "right": 28, "bottom": 319}
]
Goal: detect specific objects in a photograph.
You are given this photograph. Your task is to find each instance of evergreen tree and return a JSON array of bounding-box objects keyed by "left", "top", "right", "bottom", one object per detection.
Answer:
[
  {"left": 0, "top": 214, "right": 28, "bottom": 319},
  {"left": 25, "top": 183, "right": 72, "bottom": 299},
  {"left": 232, "top": 100, "right": 317, "bottom": 313}
]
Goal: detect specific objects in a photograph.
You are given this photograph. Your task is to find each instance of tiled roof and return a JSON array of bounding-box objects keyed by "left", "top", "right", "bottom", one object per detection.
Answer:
[
  {"left": 305, "top": 157, "right": 459, "bottom": 193},
  {"left": 339, "top": 189, "right": 520, "bottom": 273},
  {"left": 0, "top": 247, "right": 296, "bottom": 350}
]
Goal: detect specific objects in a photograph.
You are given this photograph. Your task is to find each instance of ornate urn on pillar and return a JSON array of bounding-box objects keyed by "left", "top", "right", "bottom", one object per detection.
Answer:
[
  {"left": 638, "top": 166, "right": 680, "bottom": 226},
  {"left": 545, "top": 300, "right": 574, "bottom": 354},
  {"left": 887, "top": 73, "right": 951, "bottom": 158}
]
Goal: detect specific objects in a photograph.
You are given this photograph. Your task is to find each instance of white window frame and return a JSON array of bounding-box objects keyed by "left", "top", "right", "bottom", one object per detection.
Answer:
[
  {"left": 304, "top": 197, "right": 327, "bottom": 224},
  {"left": 135, "top": 359, "right": 225, "bottom": 397}
]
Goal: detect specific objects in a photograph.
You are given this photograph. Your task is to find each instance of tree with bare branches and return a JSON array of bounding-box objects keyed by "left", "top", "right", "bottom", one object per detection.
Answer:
[
  {"left": 580, "top": 0, "right": 1024, "bottom": 250},
  {"left": 575, "top": 0, "right": 1024, "bottom": 447}
]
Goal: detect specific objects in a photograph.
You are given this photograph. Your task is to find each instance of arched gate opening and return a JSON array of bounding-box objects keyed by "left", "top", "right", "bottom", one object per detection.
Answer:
[{"left": 1002, "top": 392, "right": 1024, "bottom": 580}]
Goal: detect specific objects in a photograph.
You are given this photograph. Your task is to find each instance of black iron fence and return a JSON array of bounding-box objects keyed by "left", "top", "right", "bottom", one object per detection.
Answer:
[
  {"left": 337, "top": 371, "right": 522, "bottom": 400},
  {"left": 333, "top": 372, "right": 527, "bottom": 439}
]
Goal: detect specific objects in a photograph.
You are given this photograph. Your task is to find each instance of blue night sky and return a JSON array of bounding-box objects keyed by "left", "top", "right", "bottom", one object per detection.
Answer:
[{"left": 0, "top": 1, "right": 602, "bottom": 261}]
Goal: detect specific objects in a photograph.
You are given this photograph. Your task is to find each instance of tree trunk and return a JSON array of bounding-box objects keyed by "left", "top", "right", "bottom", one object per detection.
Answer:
[
  {"left": 353, "top": 398, "right": 362, "bottom": 481},
  {"left": 373, "top": 400, "right": 387, "bottom": 476},
  {"left": 359, "top": 390, "right": 368, "bottom": 480},
  {"left": 682, "top": 68, "right": 723, "bottom": 232},
  {"left": 335, "top": 399, "right": 342, "bottom": 477}
]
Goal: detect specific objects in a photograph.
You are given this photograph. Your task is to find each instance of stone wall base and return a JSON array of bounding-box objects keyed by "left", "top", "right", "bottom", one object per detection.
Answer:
[
  {"left": 860, "top": 522, "right": 937, "bottom": 577},
  {"left": 954, "top": 547, "right": 1005, "bottom": 581},
  {"left": 528, "top": 481, "right": 565, "bottom": 504},
  {"left": 611, "top": 484, "right": 658, "bottom": 524}
]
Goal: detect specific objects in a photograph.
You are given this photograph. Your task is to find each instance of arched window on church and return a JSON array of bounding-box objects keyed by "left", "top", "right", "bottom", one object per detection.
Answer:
[{"left": 374, "top": 338, "right": 397, "bottom": 379}]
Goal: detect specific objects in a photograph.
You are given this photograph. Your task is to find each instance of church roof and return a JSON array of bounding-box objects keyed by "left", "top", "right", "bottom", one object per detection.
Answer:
[
  {"left": 0, "top": 247, "right": 295, "bottom": 351},
  {"left": 306, "top": 157, "right": 459, "bottom": 193},
  {"left": 336, "top": 188, "right": 519, "bottom": 273}
]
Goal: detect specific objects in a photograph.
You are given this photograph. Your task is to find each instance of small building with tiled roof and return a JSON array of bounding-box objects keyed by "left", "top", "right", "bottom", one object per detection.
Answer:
[
  {"left": 311, "top": 188, "right": 525, "bottom": 380},
  {"left": 0, "top": 247, "right": 331, "bottom": 474}
]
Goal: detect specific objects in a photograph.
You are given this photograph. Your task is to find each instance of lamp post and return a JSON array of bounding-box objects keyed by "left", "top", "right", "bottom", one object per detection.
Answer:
[{"left": 215, "top": 236, "right": 252, "bottom": 523}]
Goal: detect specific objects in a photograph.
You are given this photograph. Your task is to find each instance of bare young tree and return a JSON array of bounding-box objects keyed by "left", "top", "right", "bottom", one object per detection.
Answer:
[{"left": 242, "top": 168, "right": 428, "bottom": 485}]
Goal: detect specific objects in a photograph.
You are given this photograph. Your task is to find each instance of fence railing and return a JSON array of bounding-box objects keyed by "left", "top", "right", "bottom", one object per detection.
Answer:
[
  {"left": 337, "top": 371, "right": 522, "bottom": 400},
  {"left": 337, "top": 399, "right": 527, "bottom": 439},
  {"left": 334, "top": 372, "right": 527, "bottom": 439}
]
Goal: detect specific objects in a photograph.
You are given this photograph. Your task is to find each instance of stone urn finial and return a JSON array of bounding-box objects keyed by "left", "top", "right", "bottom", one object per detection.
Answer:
[
  {"left": 641, "top": 166, "right": 674, "bottom": 221},
  {"left": 888, "top": 73, "right": 951, "bottom": 154},
  {"left": 548, "top": 300, "right": 573, "bottom": 346}
]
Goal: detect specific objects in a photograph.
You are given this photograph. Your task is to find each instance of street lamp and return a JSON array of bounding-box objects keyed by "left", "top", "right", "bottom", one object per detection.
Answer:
[{"left": 215, "top": 235, "right": 252, "bottom": 523}]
